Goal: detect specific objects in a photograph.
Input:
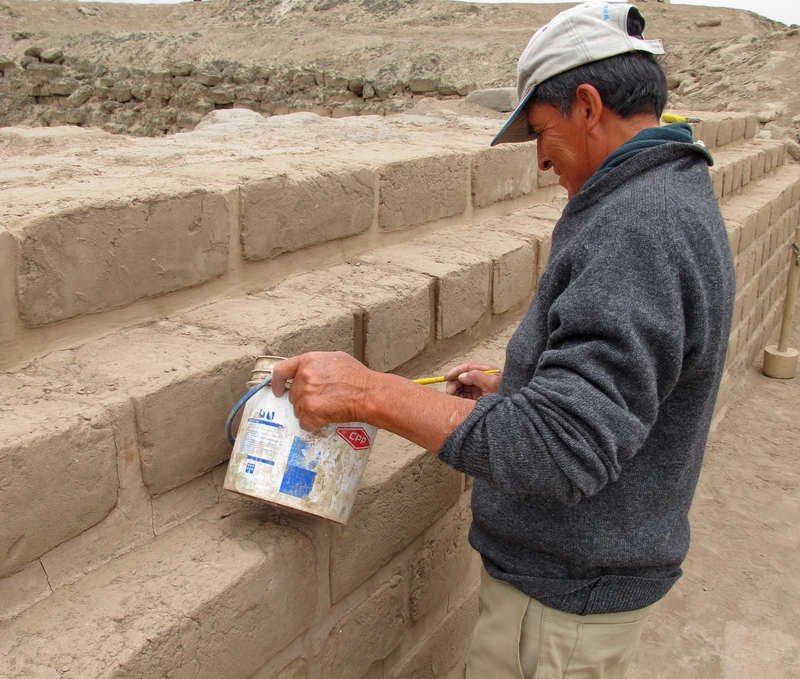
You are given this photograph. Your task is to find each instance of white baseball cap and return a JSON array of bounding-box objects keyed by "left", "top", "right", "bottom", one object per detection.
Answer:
[{"left": 490, "top": 2, "right": 665, "bottom": 146}]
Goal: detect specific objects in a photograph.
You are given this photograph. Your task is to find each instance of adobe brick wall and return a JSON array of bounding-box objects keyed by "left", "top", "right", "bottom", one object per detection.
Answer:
[{"left": 1, "top": 109, "right": 797, "bottom": 679}]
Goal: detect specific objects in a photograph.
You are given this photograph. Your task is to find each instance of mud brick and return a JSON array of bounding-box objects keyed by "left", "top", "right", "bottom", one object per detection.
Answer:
[
  {"left": 280, "top": 263, "right": 432, "bottom": 372},
  {"left": 472, "top": 142, "right": 536, "bottom": 208},
  {"left": 360, "top": 244, "right": 490, "bottom": 340},
  {"left": 16, "top": 190, "right": 229, "bottom": 325},
  {"left": 716, "top": 117, "right": 733, "bottom": 147},
  {"left": 410, "top": 506, "right": 476, "bottom": 622},
  {"left": 731, "top": 115, "right": 746, "bottom": 143},
  {"left": 0, "top": 503, "right": 317, "bottom": 679},
  {"left": 241, "top": 167, "right": 375, "bottom": 261},
  {"left": 321, "top": 574, "right": 406, "bottom": 679},
  {"left": 182, "top": 292, "right": 356, "bottom": 358},
  {"left": 329, "top": 433, "right": 463, "bottom": 602},
  {"left": 744, "top": 114, "right": 758, "bottom": 140},
  {"left": 391, "top": 595, "right": 479, "bottom": 679},
  {"left": 0, "top": 400, "right": 117, "bottom": 577},
  {"left": 379, "top": 154, "right": 468, "bottom": 231}
]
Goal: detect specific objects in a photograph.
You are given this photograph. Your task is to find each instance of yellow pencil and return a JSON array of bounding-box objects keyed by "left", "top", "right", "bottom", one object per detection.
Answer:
[{"left": 413, "top": 369, "right": 500, "bottom": 385}]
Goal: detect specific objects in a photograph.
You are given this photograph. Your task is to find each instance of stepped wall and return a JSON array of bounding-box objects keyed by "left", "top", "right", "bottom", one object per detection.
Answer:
[{"left": 1, "top": 108, "right": 798, "bottom": 679}]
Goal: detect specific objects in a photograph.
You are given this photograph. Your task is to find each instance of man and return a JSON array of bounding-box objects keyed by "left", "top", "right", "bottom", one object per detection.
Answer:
[{"left": 271, "top": 3, "right": 735, "bottom": 677}]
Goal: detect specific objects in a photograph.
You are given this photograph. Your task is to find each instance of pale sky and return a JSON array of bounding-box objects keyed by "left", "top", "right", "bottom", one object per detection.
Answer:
[
  {"left": 452, "top": 0, "right": 800, "bottom": 26},
  {"left": 43, "top": 0, "right": 800, "bottom": 27}
]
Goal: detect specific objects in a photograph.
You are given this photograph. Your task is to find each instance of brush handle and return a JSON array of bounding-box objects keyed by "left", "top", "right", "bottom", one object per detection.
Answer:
[{"left": 413, "top": 369, "right": 500, "bottom": 385}]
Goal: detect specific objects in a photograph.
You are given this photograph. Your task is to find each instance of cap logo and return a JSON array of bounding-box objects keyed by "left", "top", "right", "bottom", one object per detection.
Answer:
[{"left": 603, "top": 5, "right": 610, "bottom": 20}]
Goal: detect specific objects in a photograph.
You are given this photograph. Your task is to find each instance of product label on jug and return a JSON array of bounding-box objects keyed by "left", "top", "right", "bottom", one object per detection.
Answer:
[
  {"left": 335, "top": 426, "right": 372, "bottom": 450},
  {"left": 241, "top": 409, "right": 285, "bottom": 470}
]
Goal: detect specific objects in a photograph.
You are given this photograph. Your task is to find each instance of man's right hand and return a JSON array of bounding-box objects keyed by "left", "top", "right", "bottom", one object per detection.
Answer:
[{"left": 444, "top": 363, "right": 502, "bottom": 400}]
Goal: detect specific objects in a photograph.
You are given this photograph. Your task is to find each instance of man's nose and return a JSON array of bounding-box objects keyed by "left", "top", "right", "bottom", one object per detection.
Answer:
[{"left": 536, "top": 141, "right": 552, "bottom": 171}]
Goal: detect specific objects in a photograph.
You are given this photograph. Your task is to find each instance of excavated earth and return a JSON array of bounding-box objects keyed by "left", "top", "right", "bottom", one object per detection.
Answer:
[{"left": 1, "top": 0, "right": 800, "bottom": 141}]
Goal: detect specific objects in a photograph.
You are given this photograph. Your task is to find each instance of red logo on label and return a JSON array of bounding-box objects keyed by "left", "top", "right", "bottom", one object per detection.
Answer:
[{"left": 336, "top": 427, "right": 372, "bottom": 450}]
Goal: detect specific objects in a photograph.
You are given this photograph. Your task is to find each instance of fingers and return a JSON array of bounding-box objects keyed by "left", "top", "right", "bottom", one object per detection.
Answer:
[
  {"left": 270, "top": 351, "right": 372, "bottom": 430},
  {"left": 443, "top": 362, "right": 499, "bottom": 382},
  {"left": 271, "top": 355, "right": 301, "bottom": 397},
  {"left": 467, "top": 370, "right": 502, "bottom": 395},
  {"left": 444, "top": 362, "right": 501, "bottom": 398},
  {"left": 445, "top": 369, "right": 502, "bottom": 399}
]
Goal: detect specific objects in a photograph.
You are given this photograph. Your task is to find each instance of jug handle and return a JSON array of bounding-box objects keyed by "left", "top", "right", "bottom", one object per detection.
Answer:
[{"left": 225, "top": 378, "right": 272, "bottom": 445}]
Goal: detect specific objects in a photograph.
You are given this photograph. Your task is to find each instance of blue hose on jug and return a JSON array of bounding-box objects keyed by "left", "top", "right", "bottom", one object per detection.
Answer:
[{"left": 225, "top": 378, "right": 271, "bottom": 445}]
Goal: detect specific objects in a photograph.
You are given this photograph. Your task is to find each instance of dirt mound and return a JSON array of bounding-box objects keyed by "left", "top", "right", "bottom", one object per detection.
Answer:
[{"left": 0, "top": 0, "right": 799, "bottom": 140}]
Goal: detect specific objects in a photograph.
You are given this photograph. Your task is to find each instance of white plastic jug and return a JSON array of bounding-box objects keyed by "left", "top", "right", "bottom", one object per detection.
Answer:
[{"left": 224, "top": 356, "right": 377, "bottom": 524}]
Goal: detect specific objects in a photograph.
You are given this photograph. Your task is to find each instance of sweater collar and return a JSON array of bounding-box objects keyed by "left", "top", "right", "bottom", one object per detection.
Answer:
[
  {"left": 583, "top": 123, "right": 706, "bottom": 192},
  {"left": 563, "top": 126, "right": 715, "bottom": 217}
]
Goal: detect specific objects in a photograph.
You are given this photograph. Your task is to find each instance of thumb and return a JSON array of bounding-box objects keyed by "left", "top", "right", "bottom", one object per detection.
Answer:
[{"left": 272, "top": 355, "right": 301, "bottom": 397}]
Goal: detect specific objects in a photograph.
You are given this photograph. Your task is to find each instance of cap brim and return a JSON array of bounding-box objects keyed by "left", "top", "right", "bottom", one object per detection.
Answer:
[{"left": 490, "top": 86, "right": 537, "bottom": 147}]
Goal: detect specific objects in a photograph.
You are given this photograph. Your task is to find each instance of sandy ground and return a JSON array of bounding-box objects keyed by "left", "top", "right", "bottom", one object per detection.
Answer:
[{"left": 629, "top": 298, "right": 800, "bottom": 678}]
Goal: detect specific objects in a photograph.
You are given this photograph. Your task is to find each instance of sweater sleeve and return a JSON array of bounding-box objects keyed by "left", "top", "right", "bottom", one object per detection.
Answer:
[{"left": 438, "top": 218, "right": 687, "bottom": 505}]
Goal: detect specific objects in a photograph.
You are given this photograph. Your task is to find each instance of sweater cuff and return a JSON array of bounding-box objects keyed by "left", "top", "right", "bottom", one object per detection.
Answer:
[{"left": 437, "top": 393, "right": 503, "bottom": 480}]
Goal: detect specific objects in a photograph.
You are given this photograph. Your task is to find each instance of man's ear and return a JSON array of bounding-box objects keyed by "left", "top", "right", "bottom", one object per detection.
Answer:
[{"left": 573, "top": 83, "right": 604, "bottom": 132}]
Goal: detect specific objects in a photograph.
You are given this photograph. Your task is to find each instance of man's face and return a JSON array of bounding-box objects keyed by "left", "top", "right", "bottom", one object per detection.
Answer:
[{"left": 526, "top": 101, "right": 595, "bottom": 199}]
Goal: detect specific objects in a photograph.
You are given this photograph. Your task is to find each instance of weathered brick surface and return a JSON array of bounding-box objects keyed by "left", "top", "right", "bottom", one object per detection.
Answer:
[
  {"left": 471, "top": 143, "right": 536, "bottom": 208},
  {"left": 379, "top": 154, "right": 468, "bottom": 231},
  {"left": 491, "top": 238, "right": 536, "bottom": 313},
  {"left": 751, "top": 147, "right": 766, "bottom": 179},
  {"left": 329, "top": 433, "right": 464, "bottom": 602},
  {"left": 744, "top": 114, "right": 758, "bottom": 140},
  {"left": 152, "top": 472, "right": 220, "bottom": 536},
  {"left": 17, "top": 190, "right": 229, "bottom": 326},
  {"left": 133, "top": 352, "right": 254, "bottom": 496},
  {"left": 741, "top": 154, "right": 753, "bottom": 187},
  {"left": 321, "top": 574, "right": 406, "bottom": 679},
  {"left": 0, "top": 502, "right": 317, "bottom": 679},
  {"left": 0, "top": 108, "right": 784, "bottom": 679},
  {"left": 722, "top": 204, "right": 757, "bottom": 253},
  {"left": 731, "top": 115, "right": 746, "bottom": 144},
  {"left": 281, "top": 264, "right": 432, "bottom": 372},
  {"left": 716, "top": 117, "right": 733, "bottom": 147},
  {"left": 0, "top": 229, "right": 15, "bottom": 341},
  {"left": 360, "top": 244, "right": 491, "bottom": 339},
  {"left": 490, "top": 207, "right": 558, "bottom": 283},
  {"left": 391, "top": 595, "right": 479, "bottom": 679},
  {"left": 426, "top": 226, "right": 536, "bottom": 315},
  {"left": 723, "top": 163, "right": 800, "bottom": 376},
  {"left": 698, "top": 119, "right": 718, "bottom": 149},
  {"left": 272, "top": 659, "right": 307, "bottom": 679},
  {"left": 26, "top": 325, "right": 259, "bottom": 497},
  {"left": 19, "top": 400, "right": 153, "bottom": 592},
  {"left": 0, "top": 560, "right": 51, "bottom": 623},
  {"left": 410, "top": 506, "right": 476, "bottom": 622},
  {"left": 0, "top": 398, "right": 117, "bottom": 578},
  {"left": 182, "top": 291, "right": 356, "bottom": 358},
  {"left": 727, "top": 224, "right": 740, "bottom": 255},
  {"left": 241, "top": 168, "right": 374, "bottom": 261},
  {"left": 710, "top": 166, "right": 723, "bottom": 200}
]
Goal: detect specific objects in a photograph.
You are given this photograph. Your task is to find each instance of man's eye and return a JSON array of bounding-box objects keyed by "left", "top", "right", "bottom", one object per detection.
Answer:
[{"left": 527, "top": 124, "right": 542, "bottom": 140}]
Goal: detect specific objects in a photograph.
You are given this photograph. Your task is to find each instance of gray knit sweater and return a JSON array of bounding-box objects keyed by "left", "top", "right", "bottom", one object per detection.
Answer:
[{"left": 438, "top": 140, "right": 735, "bottom": 615}]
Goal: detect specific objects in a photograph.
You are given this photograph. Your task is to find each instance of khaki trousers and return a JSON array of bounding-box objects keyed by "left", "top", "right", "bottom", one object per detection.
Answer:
[{"left": 466, "top": 567, "right": 654, "bottom": 679}]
